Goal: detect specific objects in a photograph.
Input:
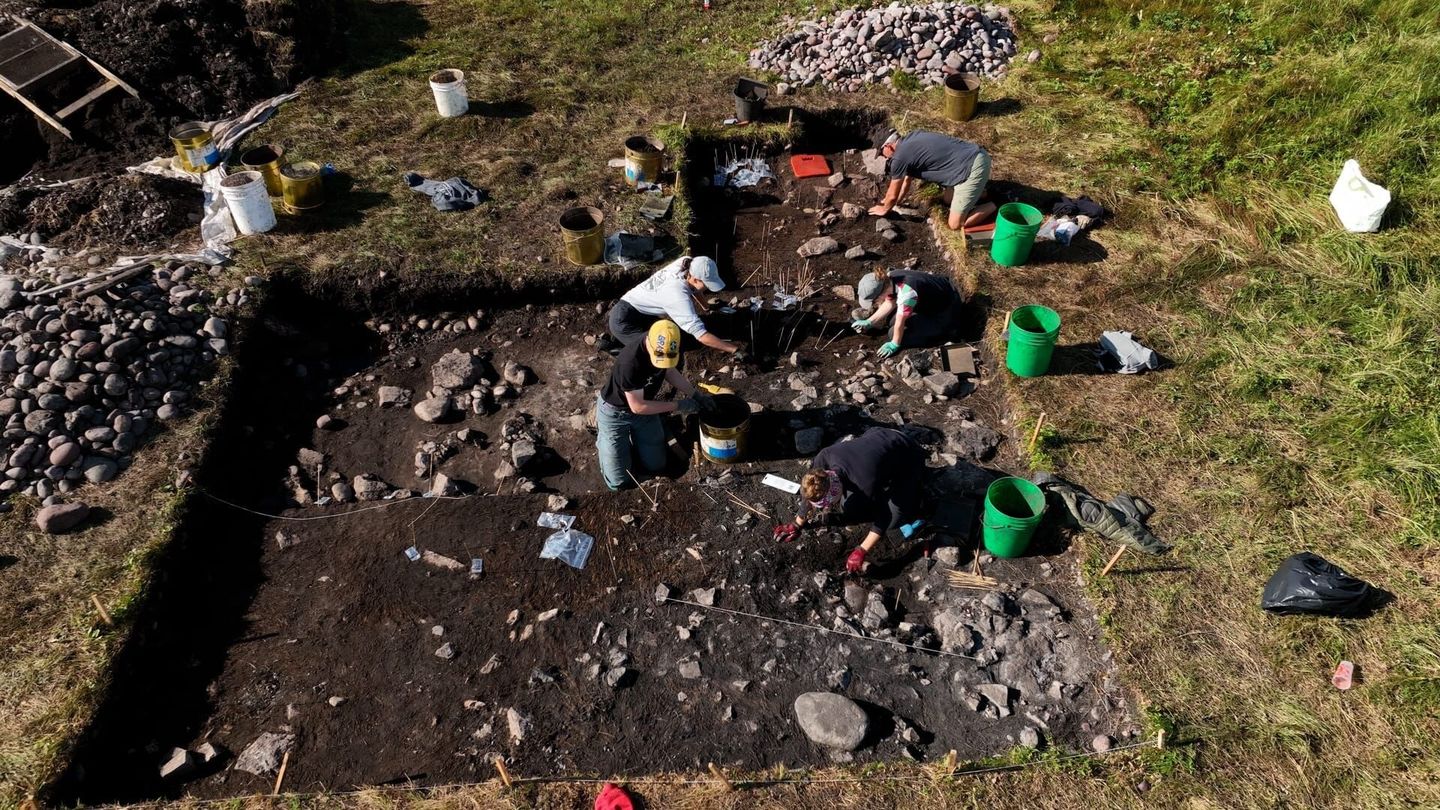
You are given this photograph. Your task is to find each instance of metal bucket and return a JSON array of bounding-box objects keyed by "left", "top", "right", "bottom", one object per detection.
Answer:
[
  {"left": 559, "top": 206, "right": 605, "bottom": 266},
  {"left": 943, "top": 73, "right": 981, "bottom": 122},
  {"left": 169, "top": 121, "right": 220, "bottom": 173},
  {"left": 698, "top": 394, "right": 751, "bottom": 463},
  {"left": 240, "top": 144, "right": 286, "bottom": 196},
  {"left": 734, "top": 78, "right": 770, "bottom": 121},
  {"left": 624, "top": 135, "right": 663, "bottom": 187},
  {"left": 279, "top": 161, "right": 324, "bottom": 213}
]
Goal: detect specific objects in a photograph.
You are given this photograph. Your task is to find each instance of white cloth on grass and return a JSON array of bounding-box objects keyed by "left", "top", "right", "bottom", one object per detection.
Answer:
[{"left": 619, "top": 258, "right": 708, "bottom": 338}]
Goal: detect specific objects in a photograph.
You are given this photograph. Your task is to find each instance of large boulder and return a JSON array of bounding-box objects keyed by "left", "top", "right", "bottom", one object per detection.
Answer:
[
  {"left": 35, "top": 502, "right": 90, "bottom": 534},
  {"left": 432, "top": 349, "right": 483, "bottom": 390},
  {"left": 793, "top": 692, "right": 868, "bottom": 751}
]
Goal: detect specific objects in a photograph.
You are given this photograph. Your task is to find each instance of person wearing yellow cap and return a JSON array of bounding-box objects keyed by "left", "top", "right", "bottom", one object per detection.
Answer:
[{"left": 595, "top": 319, "right": 712, "bottom": 490}]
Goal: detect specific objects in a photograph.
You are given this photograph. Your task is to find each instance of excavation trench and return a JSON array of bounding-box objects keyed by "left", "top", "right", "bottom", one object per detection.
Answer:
[{"left": 53, "top": 119, "right": 1135, "bottom": 802}]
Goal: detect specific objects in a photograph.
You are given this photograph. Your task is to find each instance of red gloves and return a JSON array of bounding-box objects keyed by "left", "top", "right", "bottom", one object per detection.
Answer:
[
  {"left": 845, "top": 547, "right": 868, "bottom": 574},
  {"left": 773, "top": 522, "right": 800, "bottom": 543}
]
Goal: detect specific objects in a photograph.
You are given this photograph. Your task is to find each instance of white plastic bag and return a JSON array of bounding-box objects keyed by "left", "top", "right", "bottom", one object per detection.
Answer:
[{"left": 1328, "top": 159, "right": 1390, "bottom": 233}]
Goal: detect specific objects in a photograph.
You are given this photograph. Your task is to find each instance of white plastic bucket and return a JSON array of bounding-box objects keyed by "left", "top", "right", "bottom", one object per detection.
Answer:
[
  {"left": 429, "top": 69, "right": 470, "bottom": 118},
  {"left": 220, "top": 171, "right": 276, "bottom": 235}
]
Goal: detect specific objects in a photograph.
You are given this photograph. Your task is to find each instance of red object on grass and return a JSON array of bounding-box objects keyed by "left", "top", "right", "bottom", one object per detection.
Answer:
[
  {"left": 596, "top": 783, "right": 635, "bottom": 810},
  {"left": 790, "top": 154, "right": 831, "bottom": 178},
  {"left": 1332, "top": 660, "right": 1354, "bottom": 690},
  {"left": 962, "top": 221, "right": 996, "bottom": 234}
]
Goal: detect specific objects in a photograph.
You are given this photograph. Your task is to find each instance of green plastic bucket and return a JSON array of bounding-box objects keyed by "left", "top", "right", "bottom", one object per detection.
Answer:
[
  {"left": 1005, "top": 304, "right": 1061, "bottom": 378},
  {"left": 990, "top": 202, "right": 1044, "bottom": 267},
  {"left": 982, "top": 476, "right": 1046, "bottom": 558}
]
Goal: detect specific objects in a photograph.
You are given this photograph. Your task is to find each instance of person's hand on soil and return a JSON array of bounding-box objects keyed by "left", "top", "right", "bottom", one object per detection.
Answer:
[
  {"left": 732, "top": 347, "right": 750, "bottom": 364},
  {"left": 676, "top": 398, "right": 699, "bottom": 415},
  {"left": 845, "top": 546, "right": 868, "bottom": 573},
  {"left": 878, "top": 341, "right": 900, "bottom": 358},
  {"left": 851, "top": 319, "right": 871, "bottom": 332},
  {"left": 773, "top": 522, "right": 800, "bottom": 543},
  {"left": 868, "top": 204, "right": 892, "bottom": 217}
]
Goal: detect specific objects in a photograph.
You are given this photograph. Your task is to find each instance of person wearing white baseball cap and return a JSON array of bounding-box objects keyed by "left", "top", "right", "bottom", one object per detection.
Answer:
[{"left": 601, "top": 255, "right": 748, "bottom": 361}]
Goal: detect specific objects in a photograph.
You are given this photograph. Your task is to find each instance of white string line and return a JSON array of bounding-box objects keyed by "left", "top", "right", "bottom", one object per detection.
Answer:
[
  {"left": 661, "top": 596, "right": 978, "bottom": 661},
  {"left": 98, "top": 736, "right": 1164, "bottom": 808},
  {"left": 197, "top": 488, "right": 483, "bottom": 522}
]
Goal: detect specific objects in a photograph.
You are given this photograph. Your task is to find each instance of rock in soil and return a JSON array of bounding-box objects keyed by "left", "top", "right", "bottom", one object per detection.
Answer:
[
  {"left": 794, "top": 692, "right": 869, "bottom": 751},
  {"left": 233, "top": 732, "right": 295, "bottom": 776}
]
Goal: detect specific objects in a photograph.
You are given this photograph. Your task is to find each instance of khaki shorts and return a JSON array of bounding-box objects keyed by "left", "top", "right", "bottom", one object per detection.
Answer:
[{"left": 949, "top": 150, "right": 992, "bottom": 217}]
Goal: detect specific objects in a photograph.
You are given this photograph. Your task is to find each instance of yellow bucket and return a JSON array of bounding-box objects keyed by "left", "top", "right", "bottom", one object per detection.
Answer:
[
  {"left": 943, "top": 73, "right": 981, "bottom": 122},
  {"left": 240, "top": 144, "right": 286, "bottom": 196},
  {"left": 624, "top": 135, "right": 663, "bottom": 187},
  {"left": 559, "top": 206, "right": 605, "bottom": 265},
  {"left": 279, "top": 161, "right": 324, "bottom": 213},
  {"left": 698, "top": 394, "right": 751, "bottom": 464},
  {"left": 169, "top": 121, "right": 219, "bottom": 173}
]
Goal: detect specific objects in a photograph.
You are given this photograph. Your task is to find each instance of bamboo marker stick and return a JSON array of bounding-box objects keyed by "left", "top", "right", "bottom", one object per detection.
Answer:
[
  {"left": 494, "top": 755, "right": 514, "bottom": 788},
  {"left": 709, "top": 762, "right": 734, "bottom": 791},
  {"left": 1157, "top": 729, "right": 1167, "bottom": 749},
  {"left": 680, "top": 111, "right": 688, "bottom": 129},
  {"left": 1100, "top": 546, "right": 1127, "bottom": 577},
  {"left": 787, "top": 108, "right": 794, "bottom": 129},
  {"left": 90, "top": 594, "right": 112, "bottom": 626},
  {"left": 272, "top": 750, "right": 291, "bottom": 795},
  {"left": 1027, "top": 412, "right": 1047, "bottom": 453}
]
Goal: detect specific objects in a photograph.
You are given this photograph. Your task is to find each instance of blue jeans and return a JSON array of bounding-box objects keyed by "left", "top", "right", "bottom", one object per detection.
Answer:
[{"left": 595, "top": 395, "right": 667, "bottom": 489}]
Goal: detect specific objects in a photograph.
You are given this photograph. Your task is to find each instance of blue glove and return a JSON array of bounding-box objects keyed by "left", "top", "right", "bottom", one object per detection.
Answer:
[
  {"left": 899, "top": 519, "right": 926, "bottom": 539},
  {"left": 851, "top": 319, "right": 871, "bottom": 332},
  {"left": 878, "top": 341, "right": 900, "bottom": 358}
]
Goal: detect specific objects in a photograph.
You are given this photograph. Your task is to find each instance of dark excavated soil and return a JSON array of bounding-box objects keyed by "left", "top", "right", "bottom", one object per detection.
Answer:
[{"left": 56, "top": 143, "right": 1138, "bottom": 802}]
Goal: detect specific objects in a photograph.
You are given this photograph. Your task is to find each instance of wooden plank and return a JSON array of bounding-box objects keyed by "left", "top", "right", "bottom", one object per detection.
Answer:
[
  {"left": 56, "top": 78, "right": 115, "bottom": 118},
  {"left": 0, "top": 72, "right": 70, "bottom": 138},
  {"left": 81, "top": 55, "right": 138, "bottom": 98}
]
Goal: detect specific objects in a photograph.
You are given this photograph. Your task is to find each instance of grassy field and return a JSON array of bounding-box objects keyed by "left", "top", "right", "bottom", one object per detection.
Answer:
[{"left": 3, "top": 0, "right": 1437, "bottom": 806}]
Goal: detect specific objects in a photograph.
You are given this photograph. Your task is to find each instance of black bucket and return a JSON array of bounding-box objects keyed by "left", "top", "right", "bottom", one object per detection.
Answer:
[{"left": 734, "top": 78, "right": 770, "bottom": 122}]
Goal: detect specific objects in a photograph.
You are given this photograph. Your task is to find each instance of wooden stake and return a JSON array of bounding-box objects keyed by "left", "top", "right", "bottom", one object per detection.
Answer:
[
  {"left": 1157, "top": 729, "right": 1166, "bottom": 749},
  {"left": 726, "top": 491, "right": 771, "bottom": 520},
  {"left": 90, "top": 594, "right": 112, "bottom": 626},
  {"left": 493, "top": 755, "right": 514, "bottom": 788},
  {"left": 1027, "top": 412, "right": 1047, "bottom": 453},
  {"left": 708, "top": 762, "right": 734, "bottom": 791},
  {"left": 786, "top": 108, "right": 794, "bottom": 129},
  {"left": 943, "top": 749, "right": 958, "bottom": 773},
  {"left": 680, "top": 111, "right": 688, "bottom": 129},
  {"left": 1100, "top": 546, "right": 1127, "bottom": 577},
  {"left": 271, "top": 750, "right": 291, "bottom": 795},
  {"left": 626, "top": 469, "right": 658, "bottom": 508}
]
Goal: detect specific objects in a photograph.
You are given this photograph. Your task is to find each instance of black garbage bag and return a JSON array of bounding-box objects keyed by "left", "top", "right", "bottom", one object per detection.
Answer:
[{"left": 1261, "top": 552, "right": 1378, "bottom": 617}]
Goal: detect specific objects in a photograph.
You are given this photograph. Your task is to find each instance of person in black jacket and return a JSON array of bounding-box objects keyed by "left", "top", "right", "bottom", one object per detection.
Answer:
[
  {"left": 771, "top": 428, "right": 927, "bottom": 573},
  {"left": 850, "top": 267, "right": 963, "bottom": 357}
]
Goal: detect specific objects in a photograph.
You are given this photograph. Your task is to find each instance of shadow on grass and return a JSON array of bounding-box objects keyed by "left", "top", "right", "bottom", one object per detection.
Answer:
[
  {"left": 327, "top": 0, "right": 431, "bottom": 78},
  {"left": 976, "top": 97, "right": 1024, "bottom": 118},
  {"left": 266, "top": 171, "right": 391, "bottom": 236},
  {"left": 1043, "top": 343, "right": 1106, "bottom": 377},
  {"left": 469, "top": 99, "right": 535, "bottom": 119}
]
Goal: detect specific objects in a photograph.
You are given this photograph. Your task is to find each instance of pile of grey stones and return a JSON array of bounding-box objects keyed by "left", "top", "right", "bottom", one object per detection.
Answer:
[
  {"left": 748, "top": 2, "right": 1020, "bottom": 92},
  {"left": 0, "top": 259, "right": 246, "bottom": 511}
]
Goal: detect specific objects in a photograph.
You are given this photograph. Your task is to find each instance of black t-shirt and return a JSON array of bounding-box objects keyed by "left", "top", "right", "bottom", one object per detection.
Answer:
[
  {"left": 601, "top": 339, "right": 669, "bottom": 411},
  {"left": 804, "top": 427, "right": 924, "bottom": 531},
  {"left": 889, "top": 269, "right": 958, "bottom": 317}
]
